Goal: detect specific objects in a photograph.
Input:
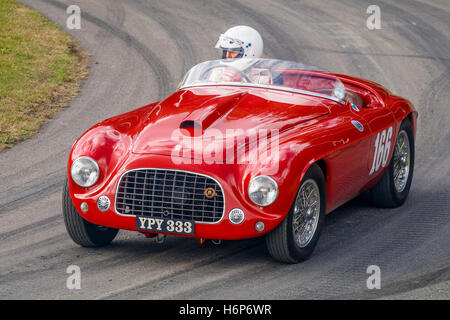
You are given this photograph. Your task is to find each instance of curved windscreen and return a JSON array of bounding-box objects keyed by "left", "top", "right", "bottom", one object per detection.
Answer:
[{"left": 179, "top": 59, "right": 346, "bottom": 104}]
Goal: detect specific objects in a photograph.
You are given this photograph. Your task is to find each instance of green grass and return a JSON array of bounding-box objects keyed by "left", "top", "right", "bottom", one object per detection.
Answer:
[{"left": 0, "top": 0, "right": 88, "bottom": 151}]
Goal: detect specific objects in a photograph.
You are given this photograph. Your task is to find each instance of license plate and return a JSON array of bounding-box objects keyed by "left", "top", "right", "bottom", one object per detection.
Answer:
[{"left": 136, "top": 216, "right": 195, "bottom": 235}]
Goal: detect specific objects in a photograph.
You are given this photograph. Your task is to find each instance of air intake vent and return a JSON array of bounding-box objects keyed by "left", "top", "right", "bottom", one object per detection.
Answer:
[{"left": 116, "top": 169, "right": 224, "bottom": 223}]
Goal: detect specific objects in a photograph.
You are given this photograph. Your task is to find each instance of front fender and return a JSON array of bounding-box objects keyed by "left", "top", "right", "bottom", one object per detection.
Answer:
[
  {"left": 68, "top": 102, "right": 159, "bottom": 195},
  {"left": 234, "top": 119, "right": 332, "bottom": 222}
]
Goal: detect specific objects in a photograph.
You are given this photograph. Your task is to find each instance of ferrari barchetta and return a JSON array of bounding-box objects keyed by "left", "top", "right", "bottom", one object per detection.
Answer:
[{"left": 63, "top": 59, "right": 417, "bottom": 263}]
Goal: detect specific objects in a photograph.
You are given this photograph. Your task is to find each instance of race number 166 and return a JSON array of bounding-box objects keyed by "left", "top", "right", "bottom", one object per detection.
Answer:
[{"left": 369, "top": 126, "right": 393, "bottom": 175}]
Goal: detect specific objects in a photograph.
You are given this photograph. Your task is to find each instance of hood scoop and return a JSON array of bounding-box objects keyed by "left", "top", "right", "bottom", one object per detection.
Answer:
[
  {"left": 180, "top": 120, "right": 202, "bottom": 137},
  {"left": 178, "top": 91, "right": 247, "bottom": 137}
]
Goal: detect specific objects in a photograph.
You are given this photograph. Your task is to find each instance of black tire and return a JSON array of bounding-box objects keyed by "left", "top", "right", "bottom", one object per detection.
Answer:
[
  {"left": 266, "top": 164, "right": 326, "bottom": 263},
  {"left": 62, "top": 179, "right": 118, "bottom": 247},
  {"left": 369, "top": 118, "right": 415, "bottom": 208}
]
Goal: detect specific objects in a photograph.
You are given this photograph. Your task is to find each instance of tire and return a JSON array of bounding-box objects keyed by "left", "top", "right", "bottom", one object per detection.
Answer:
[
  {"left": 369, "top": 118, "right": 415, "bottom": 208},
  {"left": 62, "top": 179, "right": 118, "bottom": 247},
  {"left": 266, "top": 164, "right": 326, "bottom": 263}
]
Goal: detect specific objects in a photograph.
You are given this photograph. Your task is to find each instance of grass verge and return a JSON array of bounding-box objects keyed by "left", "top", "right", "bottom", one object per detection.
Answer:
[{"left": 0, "top": 0, "right": 88, "bottom": 151}]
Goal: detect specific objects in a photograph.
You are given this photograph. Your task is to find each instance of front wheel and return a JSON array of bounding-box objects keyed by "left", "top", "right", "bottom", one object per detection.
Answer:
[
  {"left": 266, "top": 164, "right": 326, "bottom": 263},
  {"left": 62, "top": 180, "right": 118, "bottom": 247}
]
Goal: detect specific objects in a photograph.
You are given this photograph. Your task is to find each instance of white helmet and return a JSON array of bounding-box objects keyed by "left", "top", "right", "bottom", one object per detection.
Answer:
[{"left": 215, "top": 26, "right": 263, "bottom": 59}]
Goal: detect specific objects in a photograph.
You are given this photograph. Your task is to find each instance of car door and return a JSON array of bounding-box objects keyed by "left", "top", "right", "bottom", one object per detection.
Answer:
[
  {"left": 348, "top": 90, "right": 397, "bottom": 181},
  {"left": 322, "top": 102, "right": 373, "bottom": 212}
]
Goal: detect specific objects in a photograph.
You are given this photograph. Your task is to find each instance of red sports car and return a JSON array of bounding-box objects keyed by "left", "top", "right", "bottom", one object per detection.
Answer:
[{"left": 63, "top": 59, "right": 417, "bottom": 263}]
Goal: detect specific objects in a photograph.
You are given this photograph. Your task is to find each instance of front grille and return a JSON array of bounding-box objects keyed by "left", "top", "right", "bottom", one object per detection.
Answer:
[{"left": 115, "top": 169, "right": 224, "bottom": 223}]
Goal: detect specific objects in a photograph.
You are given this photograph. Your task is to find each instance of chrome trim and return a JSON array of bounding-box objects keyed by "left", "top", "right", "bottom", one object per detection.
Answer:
[
  {"left": 351, "top": 120, "right": 364, "bottom": 132},
  {"left": 351, "top": 104, "right": 360, "bottom": 112},
  {"left": 97, "top": 196, "right": 111, "bottom": 212},
  {"left": 114, "top": 168, "right": 226, "bottom": 225},
  {"left": 179, "top": 82, "right": 346, "bottom": 105},
  {"left": 228, "top": 208, "right": 245, "bottom": 225}
]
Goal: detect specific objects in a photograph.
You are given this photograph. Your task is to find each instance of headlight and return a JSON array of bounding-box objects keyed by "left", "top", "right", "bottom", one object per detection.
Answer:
[
  {"left": 71, "top": 156, "right": 99, "bottom": 187},
  {"left": 248, "top": 175, "right": 279, "bottom": 207}
]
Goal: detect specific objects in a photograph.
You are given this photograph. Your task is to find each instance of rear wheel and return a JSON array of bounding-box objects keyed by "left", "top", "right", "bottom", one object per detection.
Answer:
[
  {"left": 370, "top": 118, "right": 415, "bottom": 208},
  {"left": 266, "top": 164, "right": 326, "bottom": 263},
  {"left": 62, "top": 180, "right": 118, "bottom": 247}
]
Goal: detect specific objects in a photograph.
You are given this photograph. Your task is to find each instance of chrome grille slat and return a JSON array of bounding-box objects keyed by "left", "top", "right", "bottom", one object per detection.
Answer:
[
  {"left": 115, "top": 204, "right": 220, "bottom": 214},
  {"left": 115, "top": 169, "right": 224, "bottom": 223},
  {"left": 117, "top": 184, "right": 221, "bottom": 192},
  {"left": 115, "top": 195, "right": 224, "bottom": 203}
]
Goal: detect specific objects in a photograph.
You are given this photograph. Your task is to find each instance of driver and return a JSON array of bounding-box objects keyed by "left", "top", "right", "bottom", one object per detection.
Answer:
[
  {"left": 211, "top": 26, "right": 271, "bottom": 84},
  {"left": 215, "top": 25, "right": 263, "bottom": 59}
]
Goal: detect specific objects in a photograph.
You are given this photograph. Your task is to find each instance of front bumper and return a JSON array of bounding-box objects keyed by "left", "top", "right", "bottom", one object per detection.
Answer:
[{"left": 68, "top": 154, "right": 286, "bottom": 240}]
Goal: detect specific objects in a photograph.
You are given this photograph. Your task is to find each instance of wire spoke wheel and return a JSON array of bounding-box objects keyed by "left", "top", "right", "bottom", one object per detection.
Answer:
[
  {"left": 292, "top": 179, "right": 320, "bottom": 248},
  {"left": 266, "top": 164, "right": 325, "bottom": 263},
  {"left": 393, "top": 130, "right": 410, "bottom": 193}
]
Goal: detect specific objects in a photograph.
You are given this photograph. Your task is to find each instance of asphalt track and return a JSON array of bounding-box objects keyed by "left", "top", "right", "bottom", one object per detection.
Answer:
[{"left": 1, "top": 0, "right": 449, "bottom": 299}]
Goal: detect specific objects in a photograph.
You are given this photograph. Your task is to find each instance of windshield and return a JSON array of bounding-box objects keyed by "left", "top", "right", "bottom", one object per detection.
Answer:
[{"left": 179, "top": 59, "right": 346, "bottom": 104}]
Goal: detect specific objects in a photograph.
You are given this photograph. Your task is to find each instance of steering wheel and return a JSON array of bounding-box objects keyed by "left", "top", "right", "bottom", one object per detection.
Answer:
[{"left": 202, "top": 65, "right": 252, "bottom": 83}]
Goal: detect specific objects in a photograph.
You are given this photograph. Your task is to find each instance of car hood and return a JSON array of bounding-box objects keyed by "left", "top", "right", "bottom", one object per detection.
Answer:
[{"left": 132, "top": 86, "right": 330, "bottom": 156}]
